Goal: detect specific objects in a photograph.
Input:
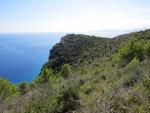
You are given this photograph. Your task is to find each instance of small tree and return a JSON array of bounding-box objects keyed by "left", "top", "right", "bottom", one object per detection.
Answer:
[
  {"left": 144, "top": 41, "right": 150, "bottom": 58},
  {"left": 35, "top": 67, "right": 54, "bottom": 84},
  {"left": 112, "top": 39, "right": 144, "bottom": 66},
  {"left": 143, "top": 76, "right": 150, "bottom": 93},
  {"left": 60, "top": 64, "right": 72, "bottom": 78},
  {"left": 0, "top": 78, "right": 17, "bottom": 97},
  {"left": 19, "top": 82, "right": 29, "bottom": 95}
]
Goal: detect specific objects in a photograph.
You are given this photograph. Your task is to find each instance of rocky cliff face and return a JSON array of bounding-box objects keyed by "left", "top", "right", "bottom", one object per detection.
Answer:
[
  {"left": 48, "top": 34, "right": 117, "bottom": 71},
  {"left": 47, "top": 30, "right": 150, "bottom": 71}
]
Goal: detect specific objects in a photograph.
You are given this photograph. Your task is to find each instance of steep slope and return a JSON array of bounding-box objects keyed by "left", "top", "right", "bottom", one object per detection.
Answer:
[
  {"left": 48, "top": 34, "right": 118, "bottom": 71},
  {"left": 48, "top": 29, "right": 150, "bottom": 71}
]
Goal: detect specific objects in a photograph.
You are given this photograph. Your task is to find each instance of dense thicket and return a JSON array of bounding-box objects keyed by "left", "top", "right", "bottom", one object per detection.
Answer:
[{"left": 48, "top": 34, "right": 119, "bottom": 71}]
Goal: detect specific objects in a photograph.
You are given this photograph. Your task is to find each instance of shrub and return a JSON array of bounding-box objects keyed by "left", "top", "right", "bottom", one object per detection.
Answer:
[
  {"left": 143, "top": 76, "right": 150, "bottom": 93},
  {"left": 125, "top": 57, "right": 140, "bottom": 71},
  {"left": 80, "top": 68, "right": 87, "bottom": 75},
  {"left": 123, "top": 58, "right": 143, "bottom": 87},
  {"left": 60, "top": 64, "right": 72, "bottom": 78},
  {"left": 19, "top": 82, "right": 29, "bottom": 95},
  {"left": 112, "top": 40, "right": 144, "bottom": 66},
  {"left": 58, "top": 85, "right": 80, "bottom": 112},
  {"left": 111, "top": 93, "right": 144, "bottom": 113},
  {"left": 35, "top": 67, "right": 54, "bottom": 84},
  {"left": 144, "top": 40, "right": 150, "bottom": 57},
  {"left": 93, "top": 67, "right": 104, "bottom": 76},
  {"left": 94, "top": 68, "right": 100, "bottom": 75},
  {"left": 0, "top": 78, "right": 17, "bottom": 97},
  {"left": 24, "top": 84, "right": 80, "bottom": 113},
  {"left": 80, "top": 83, "right": 93, "bottom": 95}
]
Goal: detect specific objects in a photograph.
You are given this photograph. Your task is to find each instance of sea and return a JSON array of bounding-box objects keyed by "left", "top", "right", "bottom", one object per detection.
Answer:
[{"left": 0, "top": 33, "right": 63, "bottom": 83}]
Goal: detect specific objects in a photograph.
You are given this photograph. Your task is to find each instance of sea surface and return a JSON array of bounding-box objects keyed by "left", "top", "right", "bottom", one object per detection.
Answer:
[{"left": 0, "top": 33, "right": 62, "bottom": 83}]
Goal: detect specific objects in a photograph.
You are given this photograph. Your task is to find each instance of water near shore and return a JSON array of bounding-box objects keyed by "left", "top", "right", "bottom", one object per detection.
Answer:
[{"left": 0, "top": 33, "right": 62, "bottom": 83}]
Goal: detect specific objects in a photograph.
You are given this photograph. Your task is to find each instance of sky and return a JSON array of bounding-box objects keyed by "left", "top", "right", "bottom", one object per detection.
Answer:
[{"left": 0, "top": 0, "right": 150, "bottom": 35}]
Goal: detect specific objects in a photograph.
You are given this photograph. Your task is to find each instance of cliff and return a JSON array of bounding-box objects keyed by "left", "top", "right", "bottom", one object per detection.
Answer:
[
  {"left": 48, "top": 29, "right": 150, "bottom": 71},
  {"left": 48, "top": 34, "right": 117, "bottom": 71}
]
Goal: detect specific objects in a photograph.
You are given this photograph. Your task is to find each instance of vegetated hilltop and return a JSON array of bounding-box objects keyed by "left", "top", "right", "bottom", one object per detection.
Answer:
[
  {"left": 48, "top": 29, "right": 150, "bottom": 71},
  {"left": 0, "top": 29, "right": 150, "bottom": 113},
  {"left": 48, "top": 34, "right": 118, "bottom": 71}
]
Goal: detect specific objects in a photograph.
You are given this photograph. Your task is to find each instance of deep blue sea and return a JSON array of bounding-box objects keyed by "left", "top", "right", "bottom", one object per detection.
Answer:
[{"left": 0, "top": 33, "right": 62, "bottom": 83}]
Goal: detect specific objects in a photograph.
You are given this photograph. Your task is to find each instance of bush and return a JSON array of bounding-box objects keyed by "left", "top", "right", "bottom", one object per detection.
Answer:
[
  {"left": 125, "top": 57, "right": 140, "bottom": 70},
  {"left": 112, "top": 40, "right": 144, "bottom": 66},
  {"left": 94, "top": 67, "right": 104, "bottom": 75},
  {"left": 24, "top": 84, "right": 80, "bottom": 113},
  {"left": 123, "top": 58, "right": 143, "bottom": 87},
  {"left": 35, "top": 67, "right": 54, "bottom": 84},
  {"left": 19, "top": 82, "right": 29, "bottom": 95},
  {"left": 58, "top": 85, "right": 80, "bottom": 112},
  {"left": 80, "top": 83, "right": 93, "bottom": 95},
  {"left": 144, "top": 40, "right": 150, "bottom": 57},
  {"left": 80, "top": 68, "right": 87, "bottom": 75},
  {"left": 111, "top": 93, "right": 145, "bottom": 113},
  {"left": 143, "top": 76, "right": 150, "bottom": 93},
  {"left": 0, "top": 78, "right": 17, "bottom": 97},
  {"left": 60, "top": 64, "right": 72, "bottom": 78}
]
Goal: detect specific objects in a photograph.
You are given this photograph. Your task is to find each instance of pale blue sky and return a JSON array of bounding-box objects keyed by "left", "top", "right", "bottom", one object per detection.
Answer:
[{"left": 0, "top": 0, "right": 150, "bottom": 33}]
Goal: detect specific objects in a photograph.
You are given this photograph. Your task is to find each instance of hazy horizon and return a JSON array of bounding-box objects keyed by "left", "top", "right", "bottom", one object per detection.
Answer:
[
  {"left": 0, "top": 28, "right": 149, "bottom": 38},
  {"left": 0, "top": 0, "right": 150, "bottom": 35}
]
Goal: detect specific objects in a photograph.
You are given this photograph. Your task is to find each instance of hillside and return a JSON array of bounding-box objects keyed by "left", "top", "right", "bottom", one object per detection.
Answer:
[
  {"left": 48, "top": 34, "right": 119, "bottom": 71},
  {"left": 48, "top": 29, "right": 150, "bottom": 71},
  {"left": 0, "top": 29, "right": 150, "bottom": 113}
]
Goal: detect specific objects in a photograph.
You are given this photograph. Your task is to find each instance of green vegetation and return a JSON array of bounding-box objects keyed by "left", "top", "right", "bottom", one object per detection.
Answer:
[
  {"left": 24, "top": 81, "right": 79, "bottom": 113},
  {"left": 35, "top": 66, "right": 54, "bottom": 84},
  {"left": 60, "top": 64, "right": 72, "bottom": 78},
  {"left": 19, "top": 82, "right": 30, "bottom": 95},
  {"left": 112, "top": 39, "right": 150, "bottom": 66},
  {"left": 0, "top": 29, "right": 150, "bottom": 113},
  {"left": 48, "top": 34, "right": 119, "bottom": 71},
  {"left": 0, "top": 78, "right": 17, "bottom": 97}
]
